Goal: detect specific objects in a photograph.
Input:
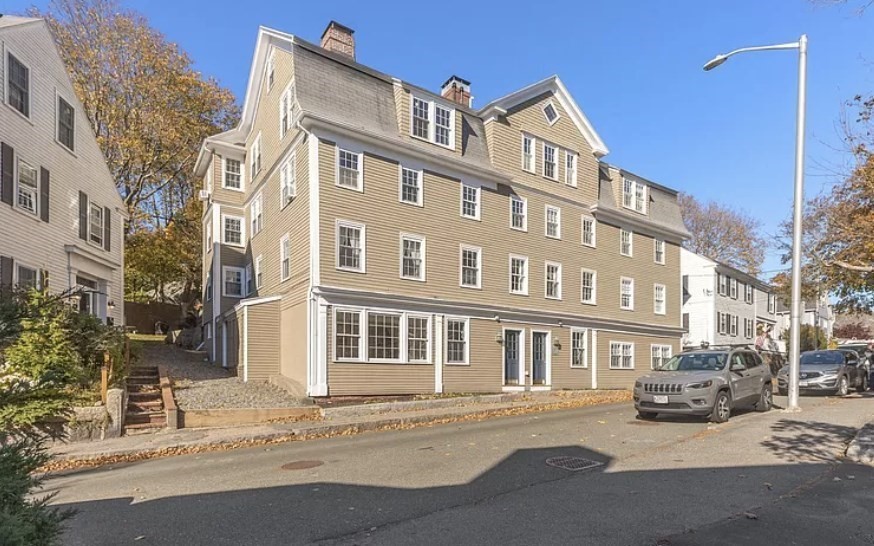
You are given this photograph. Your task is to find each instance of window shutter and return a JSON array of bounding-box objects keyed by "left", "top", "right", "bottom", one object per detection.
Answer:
[
  {"left": 78, "top": 191, "right": 88, "bottom": 240},
  {"left": 104, "top": 207, "right": 111, "bottom": 251},
  {"left": 1, "top": 143, "right": 13, "bottom": 206},
  {"left": 40, "top": 167, "right": 50, "bottom": 222},
  {"left": 0, "top": 256, "right": 13, "bottom": 287}
]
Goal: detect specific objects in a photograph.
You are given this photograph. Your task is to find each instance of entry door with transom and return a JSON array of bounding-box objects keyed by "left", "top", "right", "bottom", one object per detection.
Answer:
[
  {"left": 504, "top": 330, "right": 521, "bottom": 385},
  {"left": 532, "top": 332, "right": 548, "bottom": 385}
]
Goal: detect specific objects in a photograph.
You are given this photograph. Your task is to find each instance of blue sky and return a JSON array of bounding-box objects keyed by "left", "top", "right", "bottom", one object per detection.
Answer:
[{"left": 3, "top": 0, "right": 872, "bottom": 277}]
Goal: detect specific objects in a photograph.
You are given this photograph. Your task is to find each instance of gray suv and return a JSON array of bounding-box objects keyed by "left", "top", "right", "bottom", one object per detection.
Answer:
[
  {"left": 777, "top": 349, "right": 868, "bottom": 396},
  {"left": 633, "top": 348, "right": 773, "bottom": 423}
]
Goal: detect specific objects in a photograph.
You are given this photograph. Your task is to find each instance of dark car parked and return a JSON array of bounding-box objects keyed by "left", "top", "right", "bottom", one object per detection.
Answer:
[{"left": 778, "top": 349, "right": 868, "bottom": 396}]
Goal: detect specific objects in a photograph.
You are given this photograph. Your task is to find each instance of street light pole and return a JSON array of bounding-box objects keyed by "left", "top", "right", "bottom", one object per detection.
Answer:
[{"left": 704, "top": 35, "right": 808, "bottom": 411}]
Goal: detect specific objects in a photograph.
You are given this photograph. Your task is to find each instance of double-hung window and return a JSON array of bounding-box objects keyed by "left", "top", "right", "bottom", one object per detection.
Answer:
[
  {"left": 338, "top": 149, "right": 363, "bottom": 191},
  {"left": 510, "top": 196, "right": 527, "bottom": 231},
  {"left": 545, "top": 262, "right": 562, "bottom": 300},
  {"left": 16, "top": 265, "right": 39, "bottom": 290},
  {"left": 651, "top": 345, "right": 672, "bottom": 370},
  {"left": 622, "top": 178, "right": 647, "bottom": 213},
  {"left": 254, "top": 255, "right": 263, "bottom": 289},
  {"left": 368, "top": 312, "right": 401, "bottom": 361},
  {"left": 654, "top": 239, "right": 665, "bottom": 264},
  {"left": 565, "top": 152, "right": 578, "bottom": 186},
  {"left": 654, "top": 284, "right": 666, "bottom": 315},
  {"left": 582, "top": 215, "right": 596, "bottom": 247},
  {"left": 279, "top": 82, "right": 294, "bottom": 138},
  {"left": 745, "top": 284, "right": 754, "bottom": 304},
  {"left": 730, "top": 315, "right": 738, "bottom": 336},
  {"left": 717, "top": 312, "right": 727, "bottom": 335},
  {"left": 571, "top": 329, "right": 588, "bottom": 368},
  {"left": 509, "top": 255, "right": 528, "bottom": 295},
  {"left": 249, "top": 133, "right": 262, "bottom": 180},
  {"left": 6, "top": 52, "right": 29, "bottom": 117},
  {"left": 461, "top": 184, "right": 480, "bottom": 220},
  {"left": 411, "top": 96, "right": 455, "bottom": 149},
  {"left": 581, "top": 269, "right": 596, "bottom": 304},
  {"left": 16, "top": 159, "right": 38, "bottom": 215},
  {"left": 545, "top": 205, "right": 561, "bottom": 239},
  {"left": 521, "top": 134, "right": 535, "bottom": 173},
  {"left": 610, "top": 342, "right": 634, "bottom": 369},
  {"left": 334, "top": 308, "right": 433, "bottom": 364},
  {"left": 245, "top": 263, "right": 254, "bottom": 295},
  {"left": 89, "top": 202, "right": 103, "bottom": 246},
  {"left": 407, "top": 315, "right": 430, "bottom": 362},
  {"left": 334, "top": 309, "right": 362, "bottom": 360},
  {"left": 446, "top": 318, "right": 468, "bottom": 364},
  {"left": 620, "top": 229, "right": 633, "bottom": 257},
  {"left": 222, "top": 266, "right": 244, "bottom": 297},
  {"left": 400, "top": 233, "right": 425, "bottom": 281},
  {"left": 57, "top": 96, "right": 75, "bottom": 151},
  {"left": 768, "top": 294, "right": 776, "bottom": 313},
  {"left": 280, "top": 154, "right": 296, "bottom": 206},
  {"left": 250, "top": 193, "right": 263, "bottom": 236},
  {"left": 280, "top": 234, "right": 291, "bottom": 281},
  {"left": 620, "top": 277, "right": 634, "bottom": 310},
  {"left": 717, "top": 273, "right": 727, "bottom": 296},
  {"left": 729, "top": 278, "right": 738, "bottom": 299},
  {"left": 337, "top": 221, "right": 365, "bottom": 272},
  {"left": 400, "top": 167, "right": 422, "bottom": 206},
  {"left": 224, "top": 158, "right": 242, "bottom": 190},
  {"left": 542, "top": 143, "right": 557, "bottom": 180},
  {"left": 223, "top": 215, "right": 244, "bottom": 246},
  {"left": 460, "top": 245, "right": 481, "bottom": 288},
  {"left": 744, "top": 318, "right": 754, "bottom": 339},
  {"left": 205, "top": 221, "right": 212, "bottom": 253}
]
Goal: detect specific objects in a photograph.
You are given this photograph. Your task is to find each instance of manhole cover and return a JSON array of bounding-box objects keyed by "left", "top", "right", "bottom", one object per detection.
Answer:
[
  {"left": 545, "top": 456, "right": 603, "bottom": 472},
  {"left": 281, "top": 460, "right": 324, "bottom": 471}
]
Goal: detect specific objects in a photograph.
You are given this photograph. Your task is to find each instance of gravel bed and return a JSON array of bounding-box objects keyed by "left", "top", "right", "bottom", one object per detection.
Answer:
[{"left": 136, "top": 337, "right": 309, "bottom": 410}]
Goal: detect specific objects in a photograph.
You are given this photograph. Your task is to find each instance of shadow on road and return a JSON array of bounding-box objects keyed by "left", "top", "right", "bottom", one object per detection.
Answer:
[{"left": 761, "top": 418, "right": 859, "bottom": 463}]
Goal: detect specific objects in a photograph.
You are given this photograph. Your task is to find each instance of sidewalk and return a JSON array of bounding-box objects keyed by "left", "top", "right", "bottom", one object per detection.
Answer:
[{"left": 45, "top": 390, "right": 630, "bottom": 472}]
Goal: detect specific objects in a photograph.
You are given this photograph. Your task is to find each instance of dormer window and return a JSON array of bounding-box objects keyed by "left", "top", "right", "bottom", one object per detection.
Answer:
[
  {"left": 410, "top": 95, "right": 455, "bottom": 150},
  {"left": 622, "top": 177, "right": 647, "bottom": 214},
  {"left": 542, "top": 101, "right": 559, "bottom": 125}
]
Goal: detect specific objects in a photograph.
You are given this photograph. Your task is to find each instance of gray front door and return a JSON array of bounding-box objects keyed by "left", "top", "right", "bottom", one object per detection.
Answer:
[
  {"left": 504, "top": 330, "right": 520, "bottom": 385},
  {"left": 532, "top": 332, "right": 547, "bottom": 385}
]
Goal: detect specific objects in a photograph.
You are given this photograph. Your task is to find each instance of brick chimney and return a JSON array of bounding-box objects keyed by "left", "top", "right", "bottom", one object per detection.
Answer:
[
  {"left": 320, "top": 21, "right": 355, "bottom": 60},
  {"left": 441, "top": 75, "right": 472, "bottom": 107}
]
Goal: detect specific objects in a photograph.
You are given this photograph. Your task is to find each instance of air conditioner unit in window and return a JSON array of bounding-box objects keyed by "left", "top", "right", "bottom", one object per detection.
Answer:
[{"left": 198, "top": 189, "right": 210, "bottom": 201}]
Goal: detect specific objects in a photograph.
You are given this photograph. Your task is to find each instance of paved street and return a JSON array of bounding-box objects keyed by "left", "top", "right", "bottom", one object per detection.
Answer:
[{"left": 50, "top": 394, "right": 874, "bottom": 545}]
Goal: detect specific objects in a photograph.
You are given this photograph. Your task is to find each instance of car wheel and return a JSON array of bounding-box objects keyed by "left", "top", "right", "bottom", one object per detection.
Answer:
[
  {"left": 858, "top": 375, "right": 868, "bottom": 393},
  {"left": 710, "top": 391, "right": 731, "bottom": 423},
  {"left": 837, "top": 376, "right": 849, "bottom": 397},
  {"left": 637, "top": 411, "right": 658, "bottom": 421},
  {"left": 756, "top": 384, "right": 773, "bottom": 412}
]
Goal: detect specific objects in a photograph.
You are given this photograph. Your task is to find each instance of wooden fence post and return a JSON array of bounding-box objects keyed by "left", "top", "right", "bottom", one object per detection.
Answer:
[{"left": 101, "top": 351, "right": 110, "bottom": 405}]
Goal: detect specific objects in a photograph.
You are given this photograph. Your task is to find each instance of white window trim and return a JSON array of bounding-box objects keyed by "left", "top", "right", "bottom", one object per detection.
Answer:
[
  {"left": 244, "top": 263, "right": 253, "bottom": 296},
  {"left": 542, "top": 101, "right": 560, "bottom": 126},
  {"left": 609, "top": 341, "right": 635, "bottom": 370},
  {"left": 249, "top": 132, "right": 262, "bottom": 183},
  {"left": 55, "top": 90, "right": 76, "bottom": 154},
  {"left": 620, "top": 276, "right": 635, "bottom": 311},
  {"left": 336, "top": 147, "right": 364, "bottom": 192},
  {"left": 509, "top": 254, "right": 529, "bottom": 296},
  {"left": 654, "top": 283, "right": 666, "bottom": 316},
  {"left": 581, "top": 215, "right": 597, "bottom": 247},
  {"left": 222, "top": 156, "right": 245, "bottom": 192},
  {"left": 12, "top": 261, "right": 41, "bottom": 290},
  {"left": 510, "top": 196, "right": 527, "bottom": 232},
  {"left": 445, "top": 316, "right": 470, "bottom": 366},
  {"left": 620, "top": 229, "right": 634, "bottom": 257},
  {"left": 279, "top": 153, "right": 296, "bottom": 208},
  {"left": 399, "top": 232, "right": 426, "bottom": 282},
  {"left": 521, "top": 133, "right": 536, "bottom": 173},
  {"left": 570, "top": 328, "right": 588, "bottom": 369},
  {"left": 730, "top": 278, "right": 738, "bottom": 299},
  {"left": 15, "top": 157, "right": 39, "bottom": 217},
  {"left": 654, "top": 239, "right": 666, "bottom": 265},
  {"left": 565, "top": 151, "right": 578, "bottom": 187},
  {"left": 279, "top": 234, "right": 291, "bottom": 282},
  {"left": 336, "top": 219, "right": 366, "bottom": 273},
  {"left": 279, "top": 81, "right": 295, "bottom": 139},
  {"left": 250, "top": 192, "right": 264, "bottom": 237},
  {"left": 222, "top": 266, "right": 245, "bottom": 298},
  {"left": 398, "top": 165, "right": 423, "bottom": 207},
  {"left": 622, "top": 177, "right": 648, "bottom": 214},
  {"left": 651, "top": 344, "right": 672, "bottom": 370},
  {"left": 409, "top": 94, "right": 456, "bottom": 150},
  {"left": 542, "top": 142, "right": 558, "bottom": 181},
  {"left": 460, "top": 183, "right": 481, "bottom": 221},
  {"left": 459, "top": 244, "right": 482, "bottom": 289},
  {"left": 580, "top": 268, "right": 597, "bottom": 305},
  {"left": 332, "top": 307, "right": 435, "bottom": 365},
  {"left": 221, "top": 214, "right": 245, "bottom": 247},
  {"left": 4, "top": 47, "right": 31, "bottom": 121},
  {"left": 545, "top": 261, "right": 562, "bottom": 300},
  {"left": 254, "top": 255, "right": 263, "bottom": 290},
  {"left": 545, "top": 205, "right": 561, "bottom": 239},
  {"left": 265, "top": 48, "right": 275, "bottom": 91},
  {"left": 87, "top": 200, "right": 104, "bottom": 248}
]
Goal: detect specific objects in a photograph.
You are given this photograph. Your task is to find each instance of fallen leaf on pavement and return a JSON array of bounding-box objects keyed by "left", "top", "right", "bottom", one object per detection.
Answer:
[{"left": 744, "top": 512, "right": 758, "bottom": 520}]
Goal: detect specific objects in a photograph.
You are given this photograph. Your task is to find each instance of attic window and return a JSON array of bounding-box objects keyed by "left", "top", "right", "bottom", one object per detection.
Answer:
[
  {"left": 622, "top": 178, "right": 647, "bottom": 214},
  {"left": 543, "top": 102, "right": 559, "bottom": 125},
  {"left": 410, "top": 95, "right": 456, "bottom": 150},
  {"left": 266, "top": 49, "right": 275, "bottom": 91}
]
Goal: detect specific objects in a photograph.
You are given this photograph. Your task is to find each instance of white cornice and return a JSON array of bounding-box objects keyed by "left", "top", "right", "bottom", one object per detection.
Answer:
[{"left": 591, "top": 206, "right": 690, "bottom": 242}]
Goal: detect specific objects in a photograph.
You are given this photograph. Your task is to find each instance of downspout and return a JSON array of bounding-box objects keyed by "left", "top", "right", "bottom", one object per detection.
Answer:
[{"left": 297, "top": 120, "right": 320, "bottom": 396}]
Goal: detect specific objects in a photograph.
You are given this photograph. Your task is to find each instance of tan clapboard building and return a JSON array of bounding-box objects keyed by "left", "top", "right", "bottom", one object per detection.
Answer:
[{"left": 195, "top": 21, "right": 690, "bottom": 397}]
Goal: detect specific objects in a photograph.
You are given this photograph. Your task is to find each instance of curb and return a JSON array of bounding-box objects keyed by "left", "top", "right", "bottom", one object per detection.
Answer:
[
  {"left": 321, "top": 393, "right": 519, "bottom": 419},
  {"left": 846, "top": 422, "right": 874, "bottom": 465}
]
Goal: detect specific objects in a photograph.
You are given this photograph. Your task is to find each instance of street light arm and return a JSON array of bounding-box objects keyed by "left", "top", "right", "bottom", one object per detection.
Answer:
[{"left": 703, "top": 39, "right": 802, "bottom": 71}]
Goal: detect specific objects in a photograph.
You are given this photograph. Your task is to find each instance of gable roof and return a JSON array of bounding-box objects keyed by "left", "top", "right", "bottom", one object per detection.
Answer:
[
  {"left": 0, "top": 15, "right": 42, "bottom": 29},
  {"left": 477, "top": 76, "right": 609, "bottom": 157}
]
